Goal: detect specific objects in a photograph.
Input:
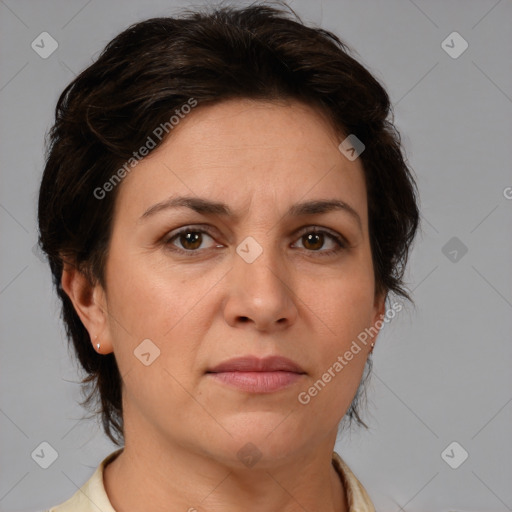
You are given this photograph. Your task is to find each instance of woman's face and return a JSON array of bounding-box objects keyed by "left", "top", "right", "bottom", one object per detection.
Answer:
[{"left": 91, "top": 98, "right": 385, "bottom": 464}]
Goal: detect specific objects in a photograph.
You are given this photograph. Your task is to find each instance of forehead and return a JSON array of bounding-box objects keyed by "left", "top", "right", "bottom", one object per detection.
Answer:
[
  {"left": 157, "top": 98, "right": 342, "bottom": 164},
  {"left": 113, "top": 98, "right": 368, "bottom": 224}
]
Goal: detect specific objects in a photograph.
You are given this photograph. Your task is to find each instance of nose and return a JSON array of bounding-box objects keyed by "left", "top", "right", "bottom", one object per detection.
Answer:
[{"left": 222, "top": 241, "right": 298, "bottom": 333}]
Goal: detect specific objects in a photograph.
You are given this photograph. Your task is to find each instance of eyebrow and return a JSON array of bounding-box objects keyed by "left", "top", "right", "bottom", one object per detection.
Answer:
[{"left": 140, "top": 195, "right": 362, "bottom": 231}]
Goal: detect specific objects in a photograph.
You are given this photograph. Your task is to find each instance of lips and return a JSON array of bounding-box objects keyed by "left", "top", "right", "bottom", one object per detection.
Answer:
[
  {"left": 207, "top": 355, "right": 306, "bottom": 374},
  {"left": 209, "top": 371, "right": 303, "bottom": 393},
  {"left": 206, "top": 355, "right": 306, "bottom": 393}
]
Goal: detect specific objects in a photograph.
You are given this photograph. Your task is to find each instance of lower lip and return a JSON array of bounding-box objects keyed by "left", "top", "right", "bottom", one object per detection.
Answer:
[{"left": 207, "top": 371, "right": 304, "bottom": 393}]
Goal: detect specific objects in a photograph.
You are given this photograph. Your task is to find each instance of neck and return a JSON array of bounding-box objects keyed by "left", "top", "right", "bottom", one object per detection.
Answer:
[{"left": 103, "top": 428, "right": 347, "bottom": 512}]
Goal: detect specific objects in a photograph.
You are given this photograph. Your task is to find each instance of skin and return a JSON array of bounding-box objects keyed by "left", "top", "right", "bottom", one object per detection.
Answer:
[{"left": 62, "top": 98, "right": 386, "bottom": 512}]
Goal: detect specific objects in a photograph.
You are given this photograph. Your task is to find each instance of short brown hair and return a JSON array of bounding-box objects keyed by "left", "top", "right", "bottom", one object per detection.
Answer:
[{"left": 37, "top": 3, "right": 420, "bottom": 446}]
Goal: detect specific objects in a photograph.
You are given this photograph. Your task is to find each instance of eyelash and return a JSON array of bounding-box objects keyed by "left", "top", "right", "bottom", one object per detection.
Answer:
[{"left": 163, "top": 225, "right": 347, "bottom": 257}]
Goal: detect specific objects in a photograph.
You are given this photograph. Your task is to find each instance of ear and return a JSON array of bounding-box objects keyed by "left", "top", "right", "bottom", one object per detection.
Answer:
[{"left": 60, "top": 259, "right": 113, "bottom": 354}]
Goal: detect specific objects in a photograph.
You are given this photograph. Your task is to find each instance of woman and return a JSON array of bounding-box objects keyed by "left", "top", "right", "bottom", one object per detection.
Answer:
[{"left": 39, "top": 4, "right": 419, "bottom": 511}]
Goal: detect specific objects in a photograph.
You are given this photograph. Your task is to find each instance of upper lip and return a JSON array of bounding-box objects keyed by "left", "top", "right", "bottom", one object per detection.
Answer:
[{"left": 207, "top": 356, "right": 306, "bottom": 374}]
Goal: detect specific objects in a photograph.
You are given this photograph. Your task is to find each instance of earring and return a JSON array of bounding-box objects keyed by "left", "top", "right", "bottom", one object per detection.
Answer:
[
  {"left": 370, "top": 342, "right": 375, "bottom": 354},
  {"left": 95, "top": 335, "right": 100, "bottom": 352}
]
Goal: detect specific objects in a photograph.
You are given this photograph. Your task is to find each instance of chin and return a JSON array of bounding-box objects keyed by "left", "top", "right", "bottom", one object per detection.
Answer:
[{"left": 209, "top": 413, "right": 311, "bottom": 463}]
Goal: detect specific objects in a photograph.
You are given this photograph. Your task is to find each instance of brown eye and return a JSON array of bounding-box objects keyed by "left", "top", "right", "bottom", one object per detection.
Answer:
[
  {"left": 178, "top": 231, "right": 203, "bottom": 250},
  {"left": 292, "top": 228, "right": 346, "bottom": 257},
  {"left": 302, "top": 232, "right": 325, "bottom": 251},
  {"left": 165, "top": 227, "right": 218, "bottom": 254}
]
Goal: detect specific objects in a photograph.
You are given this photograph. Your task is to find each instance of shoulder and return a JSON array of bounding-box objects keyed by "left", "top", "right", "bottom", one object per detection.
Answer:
[
  {"left": 332, "top": 451, "right": 375, "bottom": 512},
  {"left": 45, "top": 449, "right": 123, "bottom": 512}
]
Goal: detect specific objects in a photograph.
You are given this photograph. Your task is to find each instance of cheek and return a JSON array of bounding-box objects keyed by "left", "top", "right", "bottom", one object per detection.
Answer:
[
  {"left": 306, "top": 265, "right": 376, "bottom": 404},
  {"left": 312, "top": 267, "right": 376, "bottom": 343},
  {"left": 300, "top": 281, "right": 374, "bottom": 419},
  {"left": 104, "top": 249, "right": 223, "bottom": 370},
  {"left": 105, "top": 247, "right": 189, "bottom": 329}
]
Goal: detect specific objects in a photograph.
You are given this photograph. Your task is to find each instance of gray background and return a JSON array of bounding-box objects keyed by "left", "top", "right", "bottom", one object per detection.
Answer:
[{"left": 1, "top": 0, "right": 511, "bottom": 511}]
